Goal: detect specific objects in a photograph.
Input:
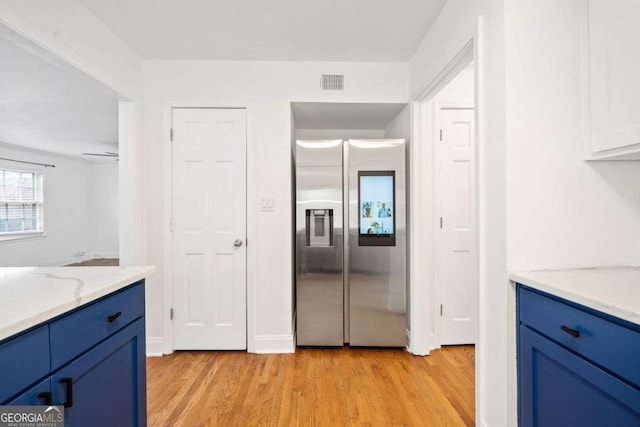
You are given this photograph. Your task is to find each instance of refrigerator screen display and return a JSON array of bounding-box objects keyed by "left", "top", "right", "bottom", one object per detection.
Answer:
[{"left": 358, "top": 171, "right": 396, "bottom": 246}]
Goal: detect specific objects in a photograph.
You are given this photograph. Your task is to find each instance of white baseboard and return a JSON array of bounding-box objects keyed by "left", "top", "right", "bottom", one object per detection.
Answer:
[
  {"left": 252, "top": 334, "right": 295, "bottom": 354},
  {"left": 146, "top": 337, "right": 164, "bottom": 357},
  {"left": 148, "top": 335, "right": 294, "bottom": 355}
]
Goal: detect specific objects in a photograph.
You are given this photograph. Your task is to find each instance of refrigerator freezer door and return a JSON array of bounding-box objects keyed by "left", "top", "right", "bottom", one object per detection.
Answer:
[{"left": 296, "top": 140, "right": 344, "bottom": 346}]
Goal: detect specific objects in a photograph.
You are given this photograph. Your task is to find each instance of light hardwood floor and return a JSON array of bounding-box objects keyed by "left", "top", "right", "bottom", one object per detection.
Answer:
[
  {"left": 147, "top": 346, "right": 474, "bottom": 426},
  {"left": 65, "top": 258, "right": 119, "bottom": 266}
]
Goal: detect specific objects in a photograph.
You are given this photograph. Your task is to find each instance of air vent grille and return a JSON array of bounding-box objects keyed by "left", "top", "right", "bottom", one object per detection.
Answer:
[{"left": 321, "top": 74, "right": 344, "bottom": 90}]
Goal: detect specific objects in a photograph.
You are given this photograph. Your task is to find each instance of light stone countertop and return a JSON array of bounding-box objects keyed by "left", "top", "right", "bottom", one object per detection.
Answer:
[
  {"left": 0, "top": 266, "right": 156, "bottom": 341},
  {"left": 510, "top": 267, "right": 640, "bottom": 326}
]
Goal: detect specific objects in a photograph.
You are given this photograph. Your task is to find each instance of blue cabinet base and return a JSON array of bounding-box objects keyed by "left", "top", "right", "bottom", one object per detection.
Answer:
[
  {"left": 0, "top": 281, "right": 146, "bottom": 427},
  {"left": 53, "top": 319, "right": 146, "bottom": 427},
  {"left": 517, "top": 285, "right": 640, "bottom": 427},
  {"left": 519, "top": 326, "right": 640, "bottom": 427}
]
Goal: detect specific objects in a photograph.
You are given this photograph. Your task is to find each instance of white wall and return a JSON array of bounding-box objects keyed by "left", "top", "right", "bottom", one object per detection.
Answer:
[
  {"left": 505, "top": 0, "right": 640, "bottom": 271},
  {"left": 296, "top": 129, "right": 385, "bottom": 140},
  {"left": 90, "top": 163, "right": 119, "bottom": 257},
  {"left": 410, "top": 1, "right": 507, "bottom": 426},
  {"left": 505, "top": 2, "right": 640, "bottom": 424},
  {"left": 0, "top": 144, "right": 118, "bottom": 266},
  {"left": 435, "top": 66, "right": 474, "bottom": 106},
  {"left": 384, "top": 105, "right": 411, "bottom": 141},
  {"left": 143, "top": 60, "right": 409, "bottom": 354}
]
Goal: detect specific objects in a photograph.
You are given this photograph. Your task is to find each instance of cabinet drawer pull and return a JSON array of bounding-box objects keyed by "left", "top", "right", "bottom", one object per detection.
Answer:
[
  {"left": 107, "top": 311, "right": 122, "bottom": 323},
  {"left": 561, "top": 325, "right": 580, "bottom": 338},
  {"left": 60, "top": 377, "right": 73, "bottom": 408},
  {"left": 37, "top": 391, "right": 52, "bottom": 405}
]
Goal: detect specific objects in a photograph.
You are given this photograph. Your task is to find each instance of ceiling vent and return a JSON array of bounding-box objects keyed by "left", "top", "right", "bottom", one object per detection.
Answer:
[{"left": 320, "top": 74, "right": 344, "bottom": 91}]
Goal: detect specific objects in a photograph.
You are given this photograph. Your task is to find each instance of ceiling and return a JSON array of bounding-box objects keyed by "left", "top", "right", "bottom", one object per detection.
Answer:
[
  {"left": 77, "top": 0, "right": 447, "bottom": 62},
  {"left": 292, "top": 102, "right": 407, "bottom": 130},
  {"left": 0, "top": 26, "right": 119, "bottom": 160}
]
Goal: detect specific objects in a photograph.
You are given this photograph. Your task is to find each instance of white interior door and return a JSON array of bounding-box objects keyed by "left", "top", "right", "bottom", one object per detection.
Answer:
[
  {"left": 172, "top": 108, "right": 247, "bottom": 350},
  {"left": 437, "top": 107, "right": 477, "bottom": 345}
]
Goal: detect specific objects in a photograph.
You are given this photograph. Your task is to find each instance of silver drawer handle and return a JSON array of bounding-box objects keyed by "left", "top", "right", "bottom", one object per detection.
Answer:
[{"left": 234, "top": 239, "right": 243, "bottom": 247}]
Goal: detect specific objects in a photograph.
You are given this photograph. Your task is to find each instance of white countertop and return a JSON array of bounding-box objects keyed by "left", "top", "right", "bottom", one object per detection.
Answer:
[
  {"left": 510, "top": 267, "right": 640, "bottom": 326},
  {"left": 0, "top": 266, "right": 156, "bottom": 341}
]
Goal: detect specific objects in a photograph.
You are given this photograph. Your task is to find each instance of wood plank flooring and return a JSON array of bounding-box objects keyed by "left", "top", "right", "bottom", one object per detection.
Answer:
[
  {"left": 65, "top": 258, "right": 119, "bottom": 266},
  {"left": 147, "top": 346, "right": 474, "bottom": 426}
]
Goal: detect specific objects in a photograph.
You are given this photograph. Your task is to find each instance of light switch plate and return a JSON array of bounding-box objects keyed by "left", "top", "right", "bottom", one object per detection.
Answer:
[{"left": 259, "top": 196, "right": 275, "bottom": 212}]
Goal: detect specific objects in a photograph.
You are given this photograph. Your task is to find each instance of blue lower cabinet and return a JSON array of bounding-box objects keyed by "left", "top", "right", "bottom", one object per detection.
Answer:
[
  {"left": 0, "top": 281, "right": 146, "bottom": 427},
  {"left": 52, "top": 319, "right": 147, "bottom": 427},
  {"left": 518, "top": 284, "right": 640, "bottom": 426},
  {"left": 519, "top": 326, "right": 640, "bottom": 427},
  {"left": 0, "top": 325, "right": 50, "bottom": 403},
  {"left": 7, "top": 378, "right": 52, "bottom": 406}
]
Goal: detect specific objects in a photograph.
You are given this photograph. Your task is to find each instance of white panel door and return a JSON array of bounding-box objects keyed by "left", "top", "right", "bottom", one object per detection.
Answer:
[
  {"left": 172, "top": 108, "right": 246, "bottom": 350},
  {"left": 437, "top": 108, "right": 477, "bottom": 345}
]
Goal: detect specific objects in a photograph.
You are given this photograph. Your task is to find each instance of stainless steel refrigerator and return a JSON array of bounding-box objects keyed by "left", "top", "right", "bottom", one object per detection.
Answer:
[{"left": 296, "top": 139, "right": 406, "bottom": 347}]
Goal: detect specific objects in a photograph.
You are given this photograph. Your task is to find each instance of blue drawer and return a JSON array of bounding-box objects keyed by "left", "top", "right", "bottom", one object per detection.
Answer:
[
  {"left": 0, "top": 325, "right": 50, "bottom": 403},
  {"left": 519, "top": 286, "right": 640, "bottom": 388},
  {"left": 50, "top": 282, "right": 144, "bottom": 369}
]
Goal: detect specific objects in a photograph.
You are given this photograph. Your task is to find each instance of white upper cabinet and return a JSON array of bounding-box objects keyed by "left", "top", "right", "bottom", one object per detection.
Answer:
[{"left": 584, "top": 0, "right": 640, "bottom": 160}]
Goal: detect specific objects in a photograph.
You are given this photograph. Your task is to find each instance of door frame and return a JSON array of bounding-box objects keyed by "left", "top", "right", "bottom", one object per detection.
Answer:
[
  {"left": 434, "top": 102, "right": 476, "bottom": 348},
  {"left": 162, "top": 101, "right": 254, "bottom": 354},
  {"left": 408, "top": 18, "right": 484, "bottom": 418},
  {"left": 0, "top": 20, "right": 144, "bottom": 266},
  {"left": 409, "top": 37, "right": 478, "bottom": 355}
]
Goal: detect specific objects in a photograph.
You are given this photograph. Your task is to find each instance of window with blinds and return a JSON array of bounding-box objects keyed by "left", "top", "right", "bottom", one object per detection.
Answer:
[{"left": 0, "top": 167, "right": 44, "bottom": 235}]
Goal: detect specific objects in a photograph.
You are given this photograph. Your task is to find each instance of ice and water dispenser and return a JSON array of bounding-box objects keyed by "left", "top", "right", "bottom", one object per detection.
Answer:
[{"left": 306, "top": 209, "right": 333, "bottom": 247}]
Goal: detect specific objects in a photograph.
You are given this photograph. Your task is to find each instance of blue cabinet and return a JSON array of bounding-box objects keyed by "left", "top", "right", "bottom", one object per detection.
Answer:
[
  {"left": 7, "top": 378, "right": 52, "bottom": 406},
  {"left": 53, "top": 319, "right": 146, "bottom": 427},
  {"left": 0, "top": 325, "right": 50, "bottom": 403},
  {"left": 0, "top": 281, "right": 146, "bottom": 427},
  {"left": 517, "top": 285, "right": 640, "bottom": 427}
]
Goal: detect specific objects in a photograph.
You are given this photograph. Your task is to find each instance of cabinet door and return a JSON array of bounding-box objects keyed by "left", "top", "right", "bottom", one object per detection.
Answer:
[
  {"left": 586, "top": 0, "right": 640, "bottom": 158},
  {"left": 0, "top": 325, "right": 50, "bottom": 403},
  {"left": 519, "top": 326, "right": 640, "bottom": 427},
  {"left": 52, "top": 318, "right": 147, "bottom": 427},
  {"left": 6, "top": 378, "right": 52, "bottom": 406}
]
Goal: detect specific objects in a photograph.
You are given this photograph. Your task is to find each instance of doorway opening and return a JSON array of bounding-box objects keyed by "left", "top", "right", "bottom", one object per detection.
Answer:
[
  {"left": 433, "top": 63, "right": 477, "bottom": 347},
  {"left": 0, "top": 23, "right": 127, "bottom": 268},
  {"left": 410, "top": 37, "right": 481, "bottom": 423}
]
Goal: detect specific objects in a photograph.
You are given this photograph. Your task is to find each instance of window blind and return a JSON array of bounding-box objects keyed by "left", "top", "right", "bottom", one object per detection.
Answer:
[{"left": 0, "top": 168, "right": 43, "bottom": 234}]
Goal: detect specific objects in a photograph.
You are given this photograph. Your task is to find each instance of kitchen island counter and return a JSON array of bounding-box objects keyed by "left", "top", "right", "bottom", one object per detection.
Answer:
[{"left": 0, "top": 266, "right": 155, "bottom": 341}]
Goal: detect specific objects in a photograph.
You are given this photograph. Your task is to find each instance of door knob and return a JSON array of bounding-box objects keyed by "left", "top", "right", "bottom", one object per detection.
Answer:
[{"left": 234, "top": 239, "right": 243, "bottom": 247}]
